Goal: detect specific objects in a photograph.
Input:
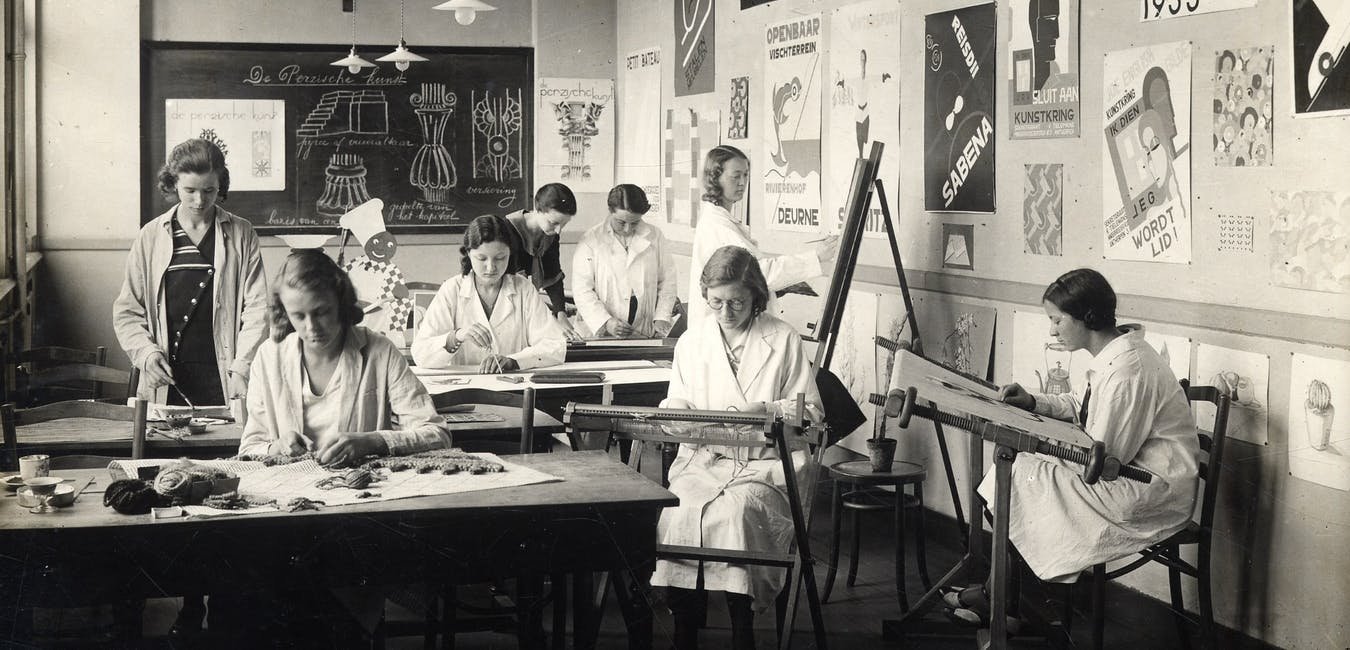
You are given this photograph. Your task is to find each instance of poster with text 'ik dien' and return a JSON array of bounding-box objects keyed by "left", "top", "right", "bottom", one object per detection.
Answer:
[
  {"left": 675, "top": 0, "right": 716, "bottom": 97},
  {"left": 1008, "top": 0, "right": 1080, "bottom": 139},
  {"left": 763, "top": 14, "right": 823, "bottom": 233},
  {"left": 826, "top": 0, "right": 900, "bottom": 239},
  {"left": 619, "top": 48, "right": 663, "bottom": 223},
  {"left": 925, "top": 3, "right": 997, "bottom": 213},
  {"left": 535, "top": 78, "right": 614, "bottom": 194},
  {"left": 1102, "top": 41, "right": 1193, "bottom": 263}
]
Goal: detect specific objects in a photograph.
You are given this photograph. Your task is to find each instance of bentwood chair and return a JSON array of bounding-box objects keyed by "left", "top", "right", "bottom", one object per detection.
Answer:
[
  {"left": 1069, "top": 383, "right": 1231, "bottom": 650},
  {"left": 7, "top": 346, "right": 133, "bottom": 407},
  {"left": 564, "top": 395, "right": 830, "bottom": 650},
  {"left": 1, "top": 399, "right": 149, "bottom": 472}
]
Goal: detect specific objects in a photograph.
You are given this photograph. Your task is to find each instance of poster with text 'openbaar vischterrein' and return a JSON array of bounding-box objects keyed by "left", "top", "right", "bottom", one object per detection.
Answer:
[
  {"left": 1101, "top": 41, "right": 1192, "bottom": 263},
  {"left": 763, "top": 13, "right": 823, "bottom": 233}
]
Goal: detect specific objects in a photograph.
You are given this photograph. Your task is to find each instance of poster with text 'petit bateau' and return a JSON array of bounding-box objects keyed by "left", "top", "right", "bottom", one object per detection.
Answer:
[
  {"left": 924, "top": 3, "right": 997, "bottom": 213},
  {"left": 619, "top": 47, "right": 663, "bottom": 223},
  {"left": 762, "top": 13, "right": 823, "bottom": 233}
]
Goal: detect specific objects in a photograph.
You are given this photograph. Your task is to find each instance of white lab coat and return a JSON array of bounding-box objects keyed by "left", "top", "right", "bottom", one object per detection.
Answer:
[
  {"left": 650, "top": 314, "right": 823, "bottom": 609},
  {"left": 978, "top": 329, "right": 1199, "bottom": 582},
  {"left": 686, "top": 201, "right": 824, "bottom": 326},
  {"left": 571, "top": 220, "right": 679, "bottom": 338},
  {"left": 410, "top": 273, "right": 566, "bottom": 370}
]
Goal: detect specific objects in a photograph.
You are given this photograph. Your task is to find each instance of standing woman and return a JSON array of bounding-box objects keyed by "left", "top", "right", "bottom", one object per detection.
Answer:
[
  {"left": 411, "top": 214, "right": 566, "bottom": 372},
  {"left": 687, "top": 145, "right": 839, "bottom": 326},
  {"left": 571, "top": 184, "right": 678, "bottom": 338},
  {"left": 504, "top": 182, "right": 582, "bottom": 340},
  {"left": 114, "top": 138, "right": 268, "bottom": 407},
  {"left": 654, "top": 246, "right": 823, "bottom": 650}
]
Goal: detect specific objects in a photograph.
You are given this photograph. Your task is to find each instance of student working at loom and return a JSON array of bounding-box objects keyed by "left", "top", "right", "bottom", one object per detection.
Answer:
[
  {"left": 237, "top": 249, "right": 451, "bottom": 462},
  {"left": 113, "top": 137, "right": 269, "bottom": 407},
  {"left": 930, "top": 268, "right": 1199, "bottom": 628},
  {"left": 411, "top": 214, "right": 566, "bottom": 372},
  {"left": 687, "top": 144, "right": 840, "bottom": 326},
  {"left": 571, "top": 183, "right": 678, "bottom": 339},
  {"left": 654, "top": 245, "right": 824, "bottom": 650},
  {"left": 504, "top": 182, "right": 583, "bottom": 340}
]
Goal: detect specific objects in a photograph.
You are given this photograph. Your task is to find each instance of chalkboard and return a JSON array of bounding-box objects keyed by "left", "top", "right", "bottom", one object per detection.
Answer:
[{"left": 141, "top": 41, "right": 534, "bottom": 234}]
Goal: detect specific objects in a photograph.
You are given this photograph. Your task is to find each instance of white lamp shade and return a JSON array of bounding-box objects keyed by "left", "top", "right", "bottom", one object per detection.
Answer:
[
  {"left": 433, "top": 0, "right": 497, "bottom": 25},
  {"left": 332, "top": 47, "right": 377, "bottom": 74},
  {"left": 376, "top": 41, "right": 429, "bottom": 71}
]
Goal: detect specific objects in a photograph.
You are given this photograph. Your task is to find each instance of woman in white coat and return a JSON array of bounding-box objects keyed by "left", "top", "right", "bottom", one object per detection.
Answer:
[
  {"left": 939, "top": 268, "right": 1198, "bottom": 626},
  {"left": 411, "top": 215, "right": 566, "bottom": 372},
  {"left": 686, "top": 145, "right": 840, "bottom": 326},
  {"left": 571, "top": 184, "right": 678, "bottom": 338},
  {"left": 653, "top": 245, "right": 824, "bottom": 650}
]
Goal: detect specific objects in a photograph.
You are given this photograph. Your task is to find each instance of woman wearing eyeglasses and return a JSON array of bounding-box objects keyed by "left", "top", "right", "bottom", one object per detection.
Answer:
[
  {"left": 687, "top": 145, "right": 840, "bottom": 327},
  {"left": 653, "top": 245, "right": 824, "bottom": 650}
]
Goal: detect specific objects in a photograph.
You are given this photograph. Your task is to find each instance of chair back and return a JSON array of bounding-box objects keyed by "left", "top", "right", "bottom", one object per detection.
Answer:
[
  {"left": 432, "top": 387, "right": 536, "bottom": 454},
  {"left": 10, "top": 346, "right": 133, "bottom": 405},
  {"left": 1184, "top": 384, "right": 1231, "bottom": 537},
  {"left": 1, "top": 398, "right": 149, "bottom": 471}
]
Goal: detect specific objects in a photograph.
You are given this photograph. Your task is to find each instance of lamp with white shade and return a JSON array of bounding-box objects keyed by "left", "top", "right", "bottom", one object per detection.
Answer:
[
  {"left": 377, "top": 0, "right": 428, "bottom": 71},
  {"left": 433, "top": 0, "right": 498, "bottom": 26},
  {"left": 332, "top": 0, "right": 376, "bottom": 74}
]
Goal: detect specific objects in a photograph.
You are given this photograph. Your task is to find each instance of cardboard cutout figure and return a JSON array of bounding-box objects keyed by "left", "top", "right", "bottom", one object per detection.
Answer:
[{"left": 340, "top": 199, "right": 414, "bottom": 346}]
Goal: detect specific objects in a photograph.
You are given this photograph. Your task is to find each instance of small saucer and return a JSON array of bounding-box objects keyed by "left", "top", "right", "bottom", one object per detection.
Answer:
[{"left": 2, "top": 475, "right": 24, "bottom": 491}]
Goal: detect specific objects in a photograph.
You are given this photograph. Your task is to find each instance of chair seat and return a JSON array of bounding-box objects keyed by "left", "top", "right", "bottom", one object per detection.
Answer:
[
  {"left": 1162, "top": 521, "right": 1201, "bottom": 547},
  {"left": 840, "top": 489, "right": 922, "bottom": 512},
  {"left": 827, "top": 459, "right": 926, "bottom": 485}
]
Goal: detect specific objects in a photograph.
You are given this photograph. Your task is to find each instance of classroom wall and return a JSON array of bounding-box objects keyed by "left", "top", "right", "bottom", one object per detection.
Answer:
[
  {"left": 33, "top": 0, "right": 616, "bottom": 358},
  {"left": 617, "top": 0, "right": 1348, "bottom": 648}
]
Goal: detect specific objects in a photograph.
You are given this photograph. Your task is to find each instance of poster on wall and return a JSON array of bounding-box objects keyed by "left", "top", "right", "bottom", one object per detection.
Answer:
[
  {"left": 924, "top": 3, "right": 997, "bottom": 213},
  {"left": 1269, "top": 190, "right": 1350, "bottom": 293},
  {"left": 619, "top": 48, "right": 663, "bottom": 222},
  {"left": 1136, "top": 326, "right": 1192, "bottom": 382},
  {"left": 826, "top": 0, "right": 900, "bottom": 239},
  {"left": 728, "top": 76, "right": 750, "bottom": 139},
  {"left": 1008, "top": 0, "right": 1080, "bottom": 139},
  {"left": 1141, "top": 0, "right": 1257, "bottom": 21},
  {"left": 1288, "top": 352, "right": 1350, "bottom": 491},
  {"left": 762, "top": 13, "right": 823, "bottom": 232},
  {"left": 1024, "top": 163, "right": 1063, "bottom": 255},
  {"left": 913, "top": 294, "right": 996, "bottom": 380},
  {"left": 1213, "top": 47, "right": 1274, "bottom": 167},
  {"left": 675, "top": 0, "right": 716, "bottom": 97},
  {"left": 942, "top": 223, "right": 976, "bottom": 270},
  {"left": 1290, "top": 0, "right": 1350, "bottom": 117},
  {"left": 663, "top": 108, "right": 722, "bottom": 227},
  {"left": 534, "top": 78, "right": 614, "bottom": 194},
  {"left": 1101, "top": 41, "right": 1192, "bottom": 264},
  {"left": 832, "top": 291, "right": 882, "bottom": 455},
  {"left": 165, "top": 99, "right": 287, "bottom": 192},
  {"left": 1195, "top": 343, "right": 1270, "bottom": 445}
]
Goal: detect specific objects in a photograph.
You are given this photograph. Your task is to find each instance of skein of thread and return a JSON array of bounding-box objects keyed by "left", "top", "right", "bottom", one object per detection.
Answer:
[{"left": 103, "top": 479, "right": 165, "bottom": 515}]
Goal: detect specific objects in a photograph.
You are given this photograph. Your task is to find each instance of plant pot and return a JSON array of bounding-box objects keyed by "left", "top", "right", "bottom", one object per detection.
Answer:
[{"left": 866, "top": 437, "right": 897, "bottom": 472}]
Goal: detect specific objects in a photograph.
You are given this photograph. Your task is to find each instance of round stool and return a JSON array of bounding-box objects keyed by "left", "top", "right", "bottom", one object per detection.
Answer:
[{"left": 821, "top": 459, "right": 931, "bottom": 611}]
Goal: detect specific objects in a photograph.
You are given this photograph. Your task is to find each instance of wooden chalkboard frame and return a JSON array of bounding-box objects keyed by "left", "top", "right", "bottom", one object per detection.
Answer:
[{"left": 141, "top": 41, "right": 534, "bottom": 235}]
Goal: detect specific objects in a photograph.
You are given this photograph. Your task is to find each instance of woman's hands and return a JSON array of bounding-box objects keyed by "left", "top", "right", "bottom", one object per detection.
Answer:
[
  {"left": 142, "top": 351, "right": 175, "bottom": 388},
  {"left": 454, "top": 323, "right": 494, "bottom": 350},
  {"left": 478, "top": 354, "right": 519, "bottom": 374},
  {"left": 557, "top": 313, "right": 582, "bottom": 342},
  {"left": 268, "top": 434, "right": 311, "bottom": 458},
  {"left": 314, "top": 431, "right": 388, "bottom": 466},
  {"left": 653, "top": 319, "right": 673, "bottom": 338},
  {"left": 227, "top": 371, "right": 248, "bottom": 400},
  {"left": 999, "top": 383, "right": 1037, "bottom": 411},
  {"left": 815, "top": 234, "right": 841, "bottom": 265},
  {"left": 603, "top": 317, "right": 636, "bottom": 338}
]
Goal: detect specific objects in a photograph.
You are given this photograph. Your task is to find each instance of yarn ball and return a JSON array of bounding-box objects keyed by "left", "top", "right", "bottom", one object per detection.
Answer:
[{"left": 103, "top": 479, "right": 165, "bottom": 515}]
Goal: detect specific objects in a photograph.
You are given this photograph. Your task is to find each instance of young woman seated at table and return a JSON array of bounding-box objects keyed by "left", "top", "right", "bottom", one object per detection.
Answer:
[
  {"left": 411, "top": 214, "right": 566, "bottom": 372},
  {"left": 571, "top": 183, "right": 678, "bottom": 339},
  {"left": 236, "top": 249, "right": 451, "bottom": 464},
  {"left": 939, "top": 268, "right": 1198, "bottom": 626},
  {"left": 504, "top": 182, "right": 582, "bottom": 340},
  {"left": 653, "top": 245, "right": 824, "bottom": 650}
]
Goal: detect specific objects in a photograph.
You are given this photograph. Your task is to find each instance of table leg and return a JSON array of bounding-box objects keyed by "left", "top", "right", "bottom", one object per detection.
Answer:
[
  {"left": 895, "top": 486, "right": 909, "bottom": 612},
  {"left": 822, "top": 479, "right": 842, "bottom": 603},
  {"left": 611, "top": 567, "right": 653, "bottom": 650},
  {"left": 913, "top": 483, "right": 932, "bottom": 590}
]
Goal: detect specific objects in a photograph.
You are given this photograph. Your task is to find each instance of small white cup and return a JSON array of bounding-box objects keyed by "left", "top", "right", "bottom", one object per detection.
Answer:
[{"left": 19, "top": 454, "right": 50, "bottom": 481}]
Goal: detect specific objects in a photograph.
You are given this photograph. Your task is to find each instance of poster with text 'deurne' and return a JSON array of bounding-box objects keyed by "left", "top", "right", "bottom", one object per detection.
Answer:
[
  {"left": 1101, "top": 41, "right": 1192, "bottom": 263},
  {"left": 924, "top": 3, "right": 997, "bottom": 213},
  {"left": 762, "top": 13, "right": 823, "bottom": 233}
]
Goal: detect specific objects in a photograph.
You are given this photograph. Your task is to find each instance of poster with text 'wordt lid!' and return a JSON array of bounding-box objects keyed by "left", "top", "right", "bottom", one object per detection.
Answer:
[
  {"left": 675, "top": 0, "right": 716, "bottom": 97},
  {"left": 762, "top": 13, "right": 823, "bottom": 233},
  {"left": 924, "top": 3, "right": 997, "bottom": 213},
  {"left": 1008, "top": 0, "right": 1080, "bottom": 139},
  {"left": 1101, "top": 41, "right": 1193, "bottom": 264}
]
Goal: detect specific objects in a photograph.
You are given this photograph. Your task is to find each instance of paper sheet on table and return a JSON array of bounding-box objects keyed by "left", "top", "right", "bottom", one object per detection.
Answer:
[
  {"left": 410, "top": 359, "right": 659, "bottom": 377},
  {"left": 891, "top": 350, "right": 1093, "bottom": 449},
  {"left": 573, "top": 338, "right": 670, "bottom": 348}
]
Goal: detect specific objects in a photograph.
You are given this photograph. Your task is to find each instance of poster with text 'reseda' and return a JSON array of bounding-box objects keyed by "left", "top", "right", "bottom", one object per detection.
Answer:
[
  {"left": 1008, "top": 0, "right": 1080, "bottom": 139},
  {"left": 1101, "top": 41, "right": 1193, "bottom": 263},
  {"left": 924, "top": 3, "right": 997, "bottom": 213},
  {"left": 763, "top": 13, "right": 823, "bottom": 233}
]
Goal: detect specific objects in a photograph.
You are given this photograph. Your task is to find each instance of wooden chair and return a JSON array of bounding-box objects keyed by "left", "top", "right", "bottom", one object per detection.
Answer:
[
  {"left": 9, "top": 346, "right": 133, "bottom": 407},
  {"left": 1, "top": 399, "right": 149, "bottom": 471},
  {"left": 1069, "top": 383, "right": 1231, "bottom": 650},
  {"left": 430, "top": 387, "right": 537, "bottom": 454},
  {"left": 564, "top": 396, "right": 830, "bottom": 650}
]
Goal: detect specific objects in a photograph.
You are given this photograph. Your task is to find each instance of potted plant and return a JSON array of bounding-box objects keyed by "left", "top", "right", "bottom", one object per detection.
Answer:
[{"left": 867, "top": 421, "right": 897, "bottom": 472}]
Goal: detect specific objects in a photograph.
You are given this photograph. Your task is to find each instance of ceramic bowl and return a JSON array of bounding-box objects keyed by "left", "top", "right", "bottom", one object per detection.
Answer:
[
  {"left": 18, "top": 483, "right": 75, "bottom": 508},
  {"left": 2, "top": 475, "right": 25, "bottom": 491}
]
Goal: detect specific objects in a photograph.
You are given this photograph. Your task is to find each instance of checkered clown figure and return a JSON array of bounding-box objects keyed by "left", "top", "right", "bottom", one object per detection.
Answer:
[{"left": 340, "top": 199, "right": 414, "bottom": 346}]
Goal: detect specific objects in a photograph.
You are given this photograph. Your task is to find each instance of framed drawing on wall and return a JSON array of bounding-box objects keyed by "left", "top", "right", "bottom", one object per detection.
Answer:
[{"left": 142, "top": 41, "right": 534, "bottom": 234}]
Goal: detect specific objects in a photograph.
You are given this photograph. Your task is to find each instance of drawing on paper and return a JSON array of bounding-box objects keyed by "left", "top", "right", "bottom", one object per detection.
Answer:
[
  {"left": 1305, "top": 378, "right": 1336, "bottom": 451},
  {"left": 553, "top": 100, "right": 604, "bottom": 180},
  {"left": 1269, "top": 190, "right": 1350, "bottom": 294},
  {"left": 1196, "top": 343, "right": 1269, "bottom": 445},
  {"left": 1288, "top": 353, "right": 1350, "bottom": 491},
  {"left": 942, "top": 223, "right": 975, "bottom": 270},
  {"left": 1213, "top": 47, "right": 1274, "bottom": 167},
  {"left": 315, "top": 153, "right": 374, "bottom": 220},
  {"left": 472, "top": 88, "right": 524, "bottom": 183},
  {"left": 166, "top": 98, "right": 286, "bottom": 192},
  {"left": 728, "top": 76, "right": 750, "bottom": 139},
  {"left": 663, "top": 108, "right": 721, "bottom": 226},
  {"left": 251, "top": 131, "right": 272, "bottom": 177},
  {"left": 1024, "top": 163, "right": 1063, "bottom": 255}
]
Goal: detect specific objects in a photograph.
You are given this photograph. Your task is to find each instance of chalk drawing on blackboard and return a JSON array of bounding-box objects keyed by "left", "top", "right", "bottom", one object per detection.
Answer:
[
  {"left": 553, "top": 100, "right": 605, "bottom": 180},
  {"left": 472, "top": 88, "right": 524, "bottom": 183},
  {"left": 409, "top": 83, "right": 459, "bottom": 204},
  {"left": 316, "top": 154, "right": 374, "bottom": 220},
  {"left": 200, "top": 129, "right": 230, "bottom": 157},
  {"left": 298, "top": 90, "right": 390, "bottom": 140},
  {"left": 252, "top": 131, "right": 272, "bottom": 177}
]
